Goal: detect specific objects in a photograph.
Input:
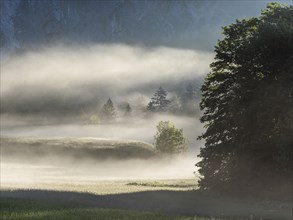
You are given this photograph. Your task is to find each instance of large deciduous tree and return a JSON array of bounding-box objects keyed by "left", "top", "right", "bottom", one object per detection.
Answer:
[{"left": 197, "top": 3, "right": 293, "bottom": 198}]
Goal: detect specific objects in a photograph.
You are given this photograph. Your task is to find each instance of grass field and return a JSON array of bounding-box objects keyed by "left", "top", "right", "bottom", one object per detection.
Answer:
[
  {"left": 1, "top": 181, "right": 292, "bottom": 220},
  {"left": 1, "top": 179, "right": 197, "bottom": 195},
  {"left": 0, "top": 198, "right": 217, "bottom": 220}
]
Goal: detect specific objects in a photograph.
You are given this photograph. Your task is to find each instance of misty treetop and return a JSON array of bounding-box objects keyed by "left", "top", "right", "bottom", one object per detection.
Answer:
[
  {"left": 197, "top": 3, "right": 293, "bottom": 198},
  {"left": 181, "top": 83, "right": 200, "bottom": 116},
  {"left": 99, "top": 98, "right": 116, "bottom": 122},
  {"left": 147, "top": 87, "right": 171, "bottom": 112},
  {"left": 82, "top": 84, "right": 201, "bottom": 124},
  {"left": 124, "top": 103, "right": 132, "bottom": 117},
  {"left": 146, "top": 85, "right": 200, "bottom": 115}
]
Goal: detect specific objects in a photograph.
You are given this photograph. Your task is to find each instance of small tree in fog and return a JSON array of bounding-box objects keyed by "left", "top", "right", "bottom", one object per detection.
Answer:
[
  {"left": 181, "top": 83, "right": 199, "bottom": 116},
  {"left": 154, "top": 121, "right": 187, "bottom": 155},
  {"left": 99, "top": 98, "right": 116, "bottom": 122},
  {"left": 124, "top": 103, "right": 132, "bottom": 117},
  {"left": 147, "top": 87, "right": 170, "bottom": 112},
  {"left": 168, "top": 95, "right": 183, "bottom": 114}
]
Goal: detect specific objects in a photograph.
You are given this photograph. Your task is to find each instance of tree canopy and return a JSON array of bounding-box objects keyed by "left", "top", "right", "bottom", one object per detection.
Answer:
[
  {"left": 197, "top": 3, "right": 293, "bottom": 198},
  {"left": 154, "top": 121, "right": 187, "bottom": 155}
]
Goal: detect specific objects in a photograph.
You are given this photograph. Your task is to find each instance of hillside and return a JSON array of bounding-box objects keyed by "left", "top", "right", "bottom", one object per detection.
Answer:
[{"left": 1, "top": 136, "right": 157, "bottom": 162}]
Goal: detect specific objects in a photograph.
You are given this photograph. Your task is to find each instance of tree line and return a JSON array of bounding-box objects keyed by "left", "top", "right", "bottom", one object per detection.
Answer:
[{"left": 85, "top": 84, "right": 200, "bottom": 124}]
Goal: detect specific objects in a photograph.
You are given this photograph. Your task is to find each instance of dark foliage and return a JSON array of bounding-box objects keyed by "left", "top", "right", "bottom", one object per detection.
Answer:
[{"left": 197, "top": 3, "right": 293, "bottom": 199}]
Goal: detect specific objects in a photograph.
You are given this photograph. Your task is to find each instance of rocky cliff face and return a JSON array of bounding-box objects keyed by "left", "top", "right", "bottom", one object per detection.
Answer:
[{"left": 0, "top": 0, "right": 268, "bottom": 55}]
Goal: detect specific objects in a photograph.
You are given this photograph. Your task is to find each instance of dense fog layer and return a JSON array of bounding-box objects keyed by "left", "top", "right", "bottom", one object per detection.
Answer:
[
  {"left": 1, "top": 155, "right": 197, "bottom": 184},
  {"left": 1, "top": 44, "right": 213, "bottom": 115},
  {"left": 1, "top": 44, "right": 206, "bottom": 151},
  {"left": 2, "top": 114, "right": 202, "bottom": 143},
  {"left": 1, "top": 44, "right": 208, "bottom": 182}
]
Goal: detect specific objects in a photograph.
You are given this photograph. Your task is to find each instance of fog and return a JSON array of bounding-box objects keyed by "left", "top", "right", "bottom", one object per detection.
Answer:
[
  {"left": 1, "top": 155, "right": 198, "bottom": 184},
  {"left": 1, "top": 44, "right": 209, "bottom": 183},
  {"left": 1, "top": 43, "right": 207, "bottom": 151},
  {"left": 1, "top": 44, "right": 212, "bottom": 114},
  {"left": 1, "top": 114, "right": 203, "bottom": 147},
  {"left": 1, "top": 114, "right": 204, "bottom": 182}
]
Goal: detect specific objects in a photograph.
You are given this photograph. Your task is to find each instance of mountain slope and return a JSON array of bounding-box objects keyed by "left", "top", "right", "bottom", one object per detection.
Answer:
[{"left": 0, "top": 0, "right": 271, "bottom": 55}]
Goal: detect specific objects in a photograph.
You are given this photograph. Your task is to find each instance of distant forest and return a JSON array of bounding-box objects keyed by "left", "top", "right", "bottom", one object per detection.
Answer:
[{"left": 83, "top": 84, "right": 201, "bottom": 124}]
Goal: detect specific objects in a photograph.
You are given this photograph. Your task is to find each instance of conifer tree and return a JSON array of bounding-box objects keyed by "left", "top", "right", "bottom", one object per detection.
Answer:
[
  {"left": 124, "top": 103, "right": 132, "bottom": 117},
  {"left": 181, "top": 83, "right": 199, "bottom": 115},
  {"left": 147, "top": 87, "right": 171, "bottom": 112},
  {"left": 99, "top": 98, "right": 116, "bottom": 122}
]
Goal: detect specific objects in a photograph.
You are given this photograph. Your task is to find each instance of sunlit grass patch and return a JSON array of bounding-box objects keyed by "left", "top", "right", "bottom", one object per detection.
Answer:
[
  {"left": 1, "top": 179, "right": 197, "bottom": 195},
  {"left": 126, "top": 180, "right": 196, "bottom": 189}
]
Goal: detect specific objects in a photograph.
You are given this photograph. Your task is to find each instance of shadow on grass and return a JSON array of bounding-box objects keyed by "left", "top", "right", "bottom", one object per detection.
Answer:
[{"left": 1, "top": 189, "right": 292, "bottom": 220}]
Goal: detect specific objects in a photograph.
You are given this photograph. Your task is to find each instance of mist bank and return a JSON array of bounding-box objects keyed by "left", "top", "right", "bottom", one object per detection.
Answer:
[
  {"left": 1, "top": 44, "right": 206, "bottom": 170},
  {"left": 1, "top": 158, "right": 196, "bottom": 184},
  {"left": 1, "top": 115, "right": 202, "bottom": 181},
  {"left": 1, "top": 113, "right": 203, "bottom": 155},
  {"left": 1, "top": 136, "right": 197, "bottom": 182},
  {"left": 1, "top": 44, "right": 212, "bottom": 116}
]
